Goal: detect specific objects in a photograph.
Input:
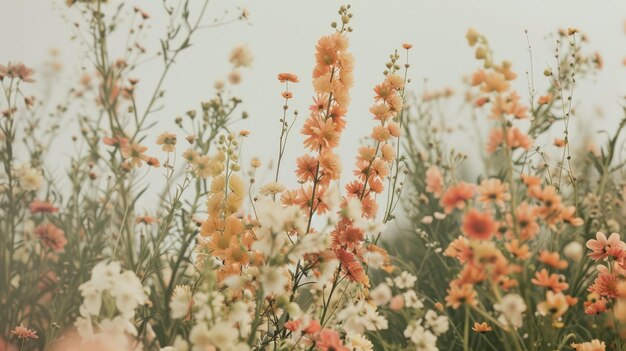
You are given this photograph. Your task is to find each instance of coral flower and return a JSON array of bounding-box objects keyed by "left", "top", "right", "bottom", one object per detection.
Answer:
[
  {"left": 29, "top": 199, "right": 59, "bottom": 214},
  {"left": 586, "top": 232, "right": 626, "bottom": 261},
  {"left": 531, "top": 269, "right": 569, "bottom": 292},
  {"left": 538, "top": 94, "right": 552, "bottom": 105},
  {"left": 336, "top": 249, "right": 369, "bottom": 287},
  {"left": 11, "top": 324, "right": 38, "bottom": 340},
  {"left": 121, "top": 143, "right": 148, "bottom": 168},
  {"left": 445, "top": 283, "right": 477, "bottom": 309},
  {"left": 34, "top": 223, "right": 67, "bottom": 252},
  {"left": 316, "top": 329, "right": 349, "bottom": 351},
  {"left": 471, "top": 322, "right": 492, "bottom": 333},
  {"left": 584, "top": 298, "right": 607, "bottom": 315},
  {"left": 461, "top": 209, "right": 497, "bottom": 241},
  {"left": 589, "top": 272, "right": 618, "bottom": 298},
  {"left": 441, "top": 182, "right": 474, "bottom": 213}
]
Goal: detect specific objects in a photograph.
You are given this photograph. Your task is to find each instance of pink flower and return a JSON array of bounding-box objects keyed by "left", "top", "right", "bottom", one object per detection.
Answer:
[
  {"left": 586, "top": 232, "right": 625, "bottom": 261},
  {"left": 316, "top": 329, "right": 349, "bottom": 351},
  {"left": 34, "top": 223, "right": 67, "bottom": 252},
  {"left": 11, "top": 324, "right": 38, "bottom": 340}
]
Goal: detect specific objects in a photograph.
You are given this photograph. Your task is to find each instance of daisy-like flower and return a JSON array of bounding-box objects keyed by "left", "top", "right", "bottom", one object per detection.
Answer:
[
  {"left": 570, "top": 339, "right": 606, "bottom": 351},
  {"left": 537, "top": 290, "right": 568, "bottom": 318},
  {"left": 461, "top": 209, "right": 497, "bottom": 241},
  {"left": 472, "top": 322, "right": 492, "bottom": 333},
  {"left": 441, "top": 182, "right": 474, "bottom": 213},
  {"left": 393, "top": 271, "right": 417, "bottom": 290},
  {"left": 586, "top": 232, "right": 626, "bottom": 261},
  {"left": 531, "top": 269, "right": 569, "bottom": 293},
  {"left": 477, "top": 178, "right": 510, "bottom": 207},
  {"left": 538, "top": 251, "right": 568, "bottom": 270},
  {"left": 34, "top": 223, "right": 67, "bottom": 251},
  {"left": 301, "top": 115, "right": 340, "bottom": 151},
  {"left": 229, "top": 45, "right": 253, "bottom": 68},
  {"left": 11, "top": 324, "right": 38, "bottom": 340},
  {"left": 445, "top": 283, "right": 477, "bottom": 309},
  {"left": 494, "top": 293, "right": 526, "bottom": 329},
  {"left": 121, "top": 143, "right": 148, "bottom": 168},
  {"left": 336, "top": 249, "right": 370, "bottom": 287},
  {"left": 156, "top": 132, "right": 177, "bottom": 152},
  {"left": 589, "top": 271, "right": 618, "bottom": 298},
  {"left": 277, "top": 72, "right": 299, "bottom": 83}
]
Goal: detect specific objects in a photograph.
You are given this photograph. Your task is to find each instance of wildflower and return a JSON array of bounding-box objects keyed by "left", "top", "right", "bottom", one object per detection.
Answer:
[
  {"left": 301, "top": 116, "right": 340, "bottom": 151},
  {"left": 584, "top": 298, "right": 607, "bottom": 315},
  {"left": 156, "top": 132, "right": 177, "bottom": 152},
  {"left": 259, "top": 182, "right": 286, "bottom": 196},
  {"left": 389, "top": 295, "right": 405, "bottom": 311},
  {"left": 440, "top": 182, "right": 474, "bottom": 213},
  {"left": 121, "top": 143, "right": 148, "bottom": 168},
  {"left": 403, "top": 290, "right": 424, "bottom": 309},
  {"left": 370, "top": 283, "right": 392, "bottom": 306},
  {"left": 477, "top": 178, "right": 510, "bottom": 207},
  {"left": 538, "top": 251, "right": 568, "bottom": 269},
  {"left": 146, "top": 157, "right": 160, "bottom": 167},
  {"left": 0, "top": 62, "right": 35, "bottom": 83},
  {"left": 317, "top": 329, "right": 349, "bottom": 351},
  {"left": 277, "top": 72, "right": 299, "bottom": 83},
  {"left": 570, "top": 340, "right": 606, "bottom": 351},
  {"left": 538, "top": 94, "right": 552, "bottom": 105},
  {"left": 403, "top": 324, "right": 437, "bottom": 350},
  {"left": 402, "top": 43, "right": 413, "bottom": 50},
  {"left": 494, "top": 293, "right": 526, "bottom": 329},
  {"left": 193, "top": 156, "right": 212, "bottom": 179},
  {"left": 564, "top": 241, "right": 584, "bottom": 262},
  {"left": 14, "top": 164, "right": 42, "bottom": 191},
  {"left": 29, "top": 199, "right": 58, "bottom": 214},
  {"left": 393, "top": 271, "right": 417, "bottom": 289},
  {"left": 229, "top": 45, "right": 253, "bottom": 68},
  {"left": 170, "top": 285, "right": 193, "bottom": 320},
  {"left": 461, "top": 209, "right": 497, "bottom": 241},
  {"left": 424, "top": 310, "right": 449, "bottom": 335},
  {"left": 336, "top": 249, "right": 370, "bottom": 287},
  {"left": 537, "top": 291, "right": 568, "bottom": 318},
  {"left": 531, "top": 269, "right": 569, "bottom": 292},
  {"left": 586, "top": 232, "right": 626, "bottom": 261},
  {"left": 445, "top": 283, "right": 477, "bottom": 309},
  {"left": 346, "top": 334, "right": 374, "bottom": 351},
  {"left": 34, "top": 223, "right": 67, "bottom": 251},
  {"left": 11, "top": 324, "right": 38, "bottom": 340},
  {"left": 259, "top": 266, "right": 288, "bottom": 296},
  {"left": 103, "top": 135, "right": 129, "bottom": 148},
  {"left": 589, "top": 271, "right": 618, "bottom": 298},
  {"left": 472, "top": 322, "right": 492, "bottom": 333},
  {"left": 281, "top": 91, "right": 293, "bottom": 99}
]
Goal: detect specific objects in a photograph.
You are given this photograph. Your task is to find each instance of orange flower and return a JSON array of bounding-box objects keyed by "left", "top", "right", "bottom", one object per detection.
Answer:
[
  {"left": 477, "top": 178, "right": 510, "bottom": 207},
  {"left": 461, "top": 209, "right": 497, "bottom": 241},
  {"left": 295, "top": 154, "right": 318, "bottom": 183},
  {"left": 336, "top": 249, "right": 369, "bottom": 287},
  {"left": 281, "top": 91, "right": 293, "bottom": 99},
  {"left": 331, "top": 222, "right": 364, "bottom": 250},
  {"left": 510, "top": 201, "right": 540, "bottom": 241},
  {"left": 472, "top": 322, "right": 492, "bottom": 333},
  {"left": 277, "top": 72, "right": 299, "bottom": 83},
  {"left": 570, "top": 340, "right": 606, "bottom": 351},
  {"left": 441, "top": 182, "right": 475, "bottom": 213},
  {"left": 445, "top": 282, "right": 477, "bottom": 309},
  {"left": 589, "top": 272, "right": 618, "bottom": 299},
  {"left": 301, "top": 116, "right": 340, "bottom": 151},
  {"left": 538, "top": 251, "right": 568, "bottom": 269},
  {"left": 505, "top": 239, "right": 531, "bottom": 260},
  {"left": 584, "top": 298, "right": 607, "bottom": 315},
  {"left": 560, "top": 206, "right": 583, "bottom": 227},
  {"left": 538, "top": 94, "right": 552, "bottom": 105},
  {"left": 531, "top": 269, "right": 569, "bottom": 292}
]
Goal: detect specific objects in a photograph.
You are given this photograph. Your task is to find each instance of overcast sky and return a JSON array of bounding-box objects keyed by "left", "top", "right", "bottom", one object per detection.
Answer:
[{"left": 2, "top": 0, "right": 625, "bottom": 212}]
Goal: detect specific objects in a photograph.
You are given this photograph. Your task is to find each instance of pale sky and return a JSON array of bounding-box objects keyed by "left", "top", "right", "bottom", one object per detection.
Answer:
[{"left": 2, "top": 0, "right": 625, "bottom": 212}]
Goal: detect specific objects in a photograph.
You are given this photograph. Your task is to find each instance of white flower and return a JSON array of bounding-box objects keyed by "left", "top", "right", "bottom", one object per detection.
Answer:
[
  {"left": 189, "top": 322, "right": 212, "bottom": 348},
  {"left": 229, "top": 301, "right": 252, "bottom": 335},
  {"left": 78, "top": 281, "right": 102, "bottom": 316},
  {"left": 171, "top": 285, "right": 193, "bottom": 319},
  {"left": 14, "top": 164, "right": 42, "bottom": 191},
  {"left": 90, "top": 261, "right": 121, "bottom": 290},
  {"left": 346, "top": 333, "right": 374, "bottom": 351},
  {"left": 206, "top": 321, "right": 240, "bottom": 349},
  {"left": 362, "top": 303, "right": 388, "bottom": 331},
  {"left": 403, "top": 290, "right": 424, "bottom": 309},
  {"left": 99, "top": 316, "right": 138, "bottom": 337},
  {"left": 494, "top": 293, "right": 526, "bottom": 329},
  {"left": 259, "top": 182, "right": 286, "bottom": 196},
  {"left": 344, "top": 197, "right": 362, "bottom": 220},
  {"left": 394, "top": 271, "right": 417, "bottom": 290},
  {"left": 370, "top": 283, "right": 392, "bottom": 306},
  {"left": 111, "top": 271, "right": 148, "bottom": 318},
  {"left": 564, "top": 241, "right": 583, "bottom": 262},
  {"left": 424, "top": 310, "right": 449, "bottom": 335},
  {"left": 404, "top": 323, "right": 438, "bottom": 351},
  {"left": 259, "top": 266, "right": 288, "bottom": 296}
]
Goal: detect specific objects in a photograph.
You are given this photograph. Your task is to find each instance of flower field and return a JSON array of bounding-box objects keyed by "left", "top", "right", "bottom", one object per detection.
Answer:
[{"left": 2, "top": 1, "right": 626, "bottom": 350}]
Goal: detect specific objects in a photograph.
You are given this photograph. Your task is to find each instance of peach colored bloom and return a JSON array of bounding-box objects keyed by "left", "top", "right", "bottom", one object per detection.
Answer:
[
  {"left": 156, "top": 132, "right": 177, "bottom": 152},
  {"left": 531, "top": 269, "right": 569, "bottom": 292},
  {"left": 461, "top": 209, "right": 497, "bottom": 241},
  {"left": 445, "top": 283, "right": 477, "bottom": 309},
  {"left": 121, "top": 143, "right": 148, "bottom": 168},
  {"left": 390, "top": 295, "right": 404, "bottom": 311},
  {"left": 586, "top": 232, "right": 626, "bottom": 261},
  {"left": 425, "top": 166, "right": 444, "bottom": 198},
  {"left": 477, "top": 178, "right": 510, "bottom": 207},
  {"left": 538, "top": 94, "right": 552, "bottom": 105},
  {"left": 537, "top": 291, "right": 568, "bottom": 318},
  {"left": 301, "top": 116, "right": 340, "bottom": 151},
  {"left": 316, "top": 329, "right": 348, "bottom": 351},
  {"left": 472, "top": 322, "right": 492, "bottom": 333},
  {"left": 441, "top": 182, "right": 474, "bottom": 213},
  {"left": 538, "top": 251, "right": 568, "bottom": 270},
  {"left": 304, "top": 320, "right": 321, "bottom": 335},
  {"left": 570, "top": 339, "right": 606, "bottom": 351},
  {"left": 336, "top": 249, "right": 369, "bottom": 287},
  {"left": 11, "top": 324, "right": 38, "bottom": 340},
  {"left": 34, "top": 223, "right": 67, "bottom": 251},
  {"left": 278, "top": 73, "right": 299, "bottom": 83},
  {"left": 588, "top": 272, "right": 618, "bottom": 299}
]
